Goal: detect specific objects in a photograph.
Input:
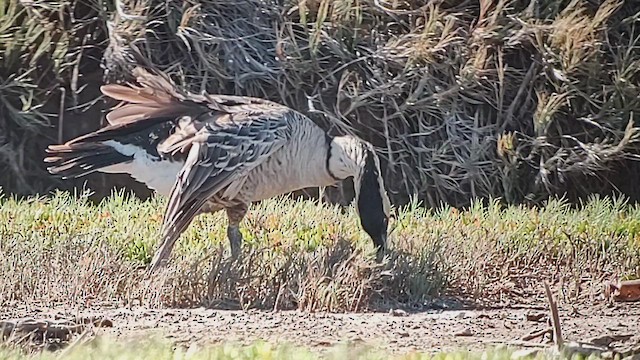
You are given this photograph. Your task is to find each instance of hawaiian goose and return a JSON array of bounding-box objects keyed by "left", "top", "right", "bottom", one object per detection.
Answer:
[{"left": 45, "top": 67, "right": 392, "bottom": 272}]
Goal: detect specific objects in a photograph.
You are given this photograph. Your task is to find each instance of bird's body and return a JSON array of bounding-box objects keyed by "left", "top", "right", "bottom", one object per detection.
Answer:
[
  {"left": 45, "top": 67, "right": 391, "bottom": 272},
  {"left": 223, "top": 125, "right": 336, "bottom": 202}
]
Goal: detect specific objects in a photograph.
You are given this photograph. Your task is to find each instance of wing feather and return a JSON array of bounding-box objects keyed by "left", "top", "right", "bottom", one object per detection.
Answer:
[
  {"left": 101, "top": 84, "right": 173, "bottom": 105},
  {"left": 149, "top": 111, "right": 291, "bottom": 271}
]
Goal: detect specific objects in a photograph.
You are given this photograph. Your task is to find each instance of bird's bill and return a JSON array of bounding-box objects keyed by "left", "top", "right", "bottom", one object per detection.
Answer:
[{"left": 375, "top": 233, "right": 387, "bottom": 262}]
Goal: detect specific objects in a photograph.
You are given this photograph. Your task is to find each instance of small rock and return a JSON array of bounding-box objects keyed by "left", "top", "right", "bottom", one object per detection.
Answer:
[
  {"left": 526, "top": 312, "right": 546, "bottom": 322},
  {"left": 93, "top": 318, "right": 114, "bottom": 328},
  {"left": 590, "top": 334, "right": 633, "bottom": 347},
  {"left": 206, "top": 312, "right": 218, "bottom": 318},
  {"left": 349, "top": 336, "right": 365, "bottom": 343},
  {"left": 455, "top": 312, "right": 469, "bottom": 319},
  {"left": 389, "top": 309, "right": 408, "bottom": 317},
  {"left": 454, "top": 328, "right": 473, "bottom": 337}
]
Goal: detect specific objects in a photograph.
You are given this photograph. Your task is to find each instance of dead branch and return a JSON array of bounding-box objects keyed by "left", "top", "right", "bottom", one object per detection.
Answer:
[
  {"left": 543, "top": 281, "right": 563, "bottom": 348},
  {"left": 521, "top": 327, "right": 552, "bottom": 342}
]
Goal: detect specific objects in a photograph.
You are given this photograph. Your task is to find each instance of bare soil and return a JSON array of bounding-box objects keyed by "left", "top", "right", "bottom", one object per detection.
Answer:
[{"left": 2, "top": 300, "right": 639, "bottom": 355}]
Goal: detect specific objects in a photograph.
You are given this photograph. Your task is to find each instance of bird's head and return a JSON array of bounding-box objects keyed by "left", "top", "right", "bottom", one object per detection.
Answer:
[{"left": 328, "top": 136, "right": 391, "bottom": 260}]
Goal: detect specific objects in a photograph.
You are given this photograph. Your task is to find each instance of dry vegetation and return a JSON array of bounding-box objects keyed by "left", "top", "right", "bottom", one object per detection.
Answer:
[
  {"left": 102, "top": 0, "right": 640, "bottom": 207},
  {"left": 0, "top": 191, "right": 638, "bottom": 311},
  {"left": 0, "top": 0, "right": 639, "bottom": 206},
  {"left": 0, "top": 0, "right": 106, "bottom": 195},
  {"left": 0, "top": 335, "right": 545, "bottom": 360}
]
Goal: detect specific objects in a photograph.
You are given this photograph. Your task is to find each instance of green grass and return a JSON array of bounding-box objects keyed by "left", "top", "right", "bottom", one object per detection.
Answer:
[
  {"left": 0, "top": 190, "right": 639, "bottom": 310},
  {"left": 0, "top": 336, "right": 577, "bottom": 360},
  {"left": 0, "top": 191, "right": 635, "bottom": 358}
]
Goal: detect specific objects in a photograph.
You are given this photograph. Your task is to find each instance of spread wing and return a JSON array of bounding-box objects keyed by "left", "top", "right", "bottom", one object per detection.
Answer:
[{"left": 149, "top": 108, "right": 291, "bottom": 270}]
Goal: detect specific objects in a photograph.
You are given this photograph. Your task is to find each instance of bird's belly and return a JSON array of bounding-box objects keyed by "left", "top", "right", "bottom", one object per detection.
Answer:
[
  {"left": 244, "top": 180, "right": 301, "bottom": 201},
  {"left": 104, "top": 158, "right": 183, "bottom": 197},
  {"left": 135, "top": 161, "right": 184, "bottom": 196},
  {"left": 99, "top": 140, "right": 185, "bottom": 196}
]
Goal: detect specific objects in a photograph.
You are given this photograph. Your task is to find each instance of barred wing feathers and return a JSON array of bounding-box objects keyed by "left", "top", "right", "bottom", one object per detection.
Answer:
[{"left": 150, "top": 109, "right": 291, "bottom": 269}]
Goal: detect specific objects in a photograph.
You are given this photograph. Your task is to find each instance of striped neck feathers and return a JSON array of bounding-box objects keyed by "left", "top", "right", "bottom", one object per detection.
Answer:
[{"left": 328, "top": 135, "right": 391, "bottom": 252}]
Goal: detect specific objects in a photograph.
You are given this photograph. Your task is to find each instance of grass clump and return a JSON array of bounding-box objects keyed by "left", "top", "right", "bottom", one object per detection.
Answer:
[
  {"left": 0, "top": 335, "right": 577, "bottom": 360},
  {"left": 0, "top": 191, "right": 638, "bottom": 311}
]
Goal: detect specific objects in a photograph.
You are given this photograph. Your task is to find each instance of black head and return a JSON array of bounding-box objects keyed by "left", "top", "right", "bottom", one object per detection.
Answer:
[{"left": 356, "top": 149, "right": 390, "bottom": 260}]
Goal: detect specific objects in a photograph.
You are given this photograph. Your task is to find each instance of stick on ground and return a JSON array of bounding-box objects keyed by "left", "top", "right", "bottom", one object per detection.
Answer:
[{"left": 543, "top": 281, "right": 563, "bottom": 348}]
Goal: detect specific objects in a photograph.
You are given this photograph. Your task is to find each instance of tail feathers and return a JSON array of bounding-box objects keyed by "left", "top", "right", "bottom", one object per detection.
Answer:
[
  {"left": 60, "top": 114, "right": 173, "bottom": 149},
  {"left": 45, "top": 143, "right": 133, "bottom": 179},
  {"left": 100, "top": 82, "right": 191, "bottom": 125},
  {"left": 100, "top": 64, "right": 275, "bottom": 126},
  {"left": 99, "top": 63, "right": 195, "bottom": 126}
]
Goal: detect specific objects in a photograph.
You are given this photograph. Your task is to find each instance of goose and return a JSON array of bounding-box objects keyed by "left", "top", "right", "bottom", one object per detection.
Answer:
[{"left": 45, "top": 67, "right": 392, "bottom": 272}]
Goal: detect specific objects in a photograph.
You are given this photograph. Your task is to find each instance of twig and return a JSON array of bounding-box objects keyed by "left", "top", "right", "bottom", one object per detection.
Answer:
[
  {"left": 273, "top": 283, "right": 284, "bottom": 312},
  {"left": 58, "top": 87, "right": 65, "bottom": 144},
  {"left": 482, "top": 339, "right": 551, "bottom": 348},
  {"left": 521, "top": 327, "right": 553, "bottom": 342},
  {"left": 543, "top": 281, "right": 563, "bottom": 348}
]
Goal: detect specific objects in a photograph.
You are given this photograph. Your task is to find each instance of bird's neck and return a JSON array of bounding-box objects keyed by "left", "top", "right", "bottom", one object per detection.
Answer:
[
  {"left": 326, "top": 135, "right": 366, "bottom": 180},
  {"left": 327, "top": 135, "right": 391, "bottom": 219}
]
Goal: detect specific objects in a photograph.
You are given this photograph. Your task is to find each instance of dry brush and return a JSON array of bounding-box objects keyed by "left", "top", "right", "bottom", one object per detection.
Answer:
[{"left": 1, "top": 0, "right": 639, "bottom": 207}]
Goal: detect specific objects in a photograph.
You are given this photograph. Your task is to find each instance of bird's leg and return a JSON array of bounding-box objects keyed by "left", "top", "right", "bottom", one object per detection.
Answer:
[{"left": 225, "top": 203, "right": 248, "bottom": 258}]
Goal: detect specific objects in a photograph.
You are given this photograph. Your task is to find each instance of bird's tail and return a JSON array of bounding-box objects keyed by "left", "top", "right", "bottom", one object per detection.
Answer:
[
  {"left": 44, "top": 56, "right": 192, "bottom": 179},
  {"left": 44, "top": 113, "right": 180, "bottom": 179},
  {"left": 44, "top": 44, "right": 260, "bottom": 179},
  {"left": 44, "top": 141, "right": 134, "bottom": 179}
]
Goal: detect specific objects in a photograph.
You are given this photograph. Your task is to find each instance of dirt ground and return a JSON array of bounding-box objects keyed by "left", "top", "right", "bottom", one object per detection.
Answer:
[{"left": 2, "top": 300, "right": 639, "bottom": 355}]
